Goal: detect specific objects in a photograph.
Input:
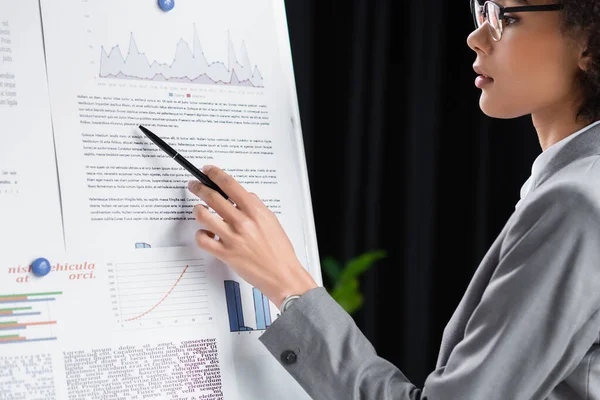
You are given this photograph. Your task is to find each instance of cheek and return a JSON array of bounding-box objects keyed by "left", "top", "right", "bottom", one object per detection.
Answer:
[
  {"left": 497, "top": 40, "right": 573, "bottom": 101},
  {"left": 478, "top": 41, "right": 577, "bottom": 118}
]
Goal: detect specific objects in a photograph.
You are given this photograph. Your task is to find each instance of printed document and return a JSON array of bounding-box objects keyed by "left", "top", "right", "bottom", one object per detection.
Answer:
[
  {"left": 39, "top": 0, "right": 316, "bottom": 273},
  {"left": 0, "top": 246, "right": 311, "bottom": 399},
  {"left": 0, "top": 0, "right": 64, "bottom": 258}
]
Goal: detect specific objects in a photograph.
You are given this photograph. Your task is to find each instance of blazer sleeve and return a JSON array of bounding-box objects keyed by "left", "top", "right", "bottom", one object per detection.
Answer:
[{"left": 258, "top": 183, "right": 600, "bottom": 400}]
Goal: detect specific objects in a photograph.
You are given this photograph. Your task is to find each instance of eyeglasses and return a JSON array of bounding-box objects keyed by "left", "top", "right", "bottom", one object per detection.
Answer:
[{"left": 470, "top": 0, "right": 564, "bottom": 41}]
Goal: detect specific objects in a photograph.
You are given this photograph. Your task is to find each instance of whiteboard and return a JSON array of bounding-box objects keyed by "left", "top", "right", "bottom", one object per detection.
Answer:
[{"left": 0, "top": 0, "right": 321, "bottom": 398}]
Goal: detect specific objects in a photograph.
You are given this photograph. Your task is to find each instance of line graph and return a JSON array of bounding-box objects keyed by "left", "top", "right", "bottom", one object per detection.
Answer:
[
  {"left": 108, "top": 259, "right": 212, "bottom": 329},
  {"left": 99, "top": 25, "right": 264, "bottom": 87},
  {"left": 124, "top": 264, "right": 189, "bottom": 322}
]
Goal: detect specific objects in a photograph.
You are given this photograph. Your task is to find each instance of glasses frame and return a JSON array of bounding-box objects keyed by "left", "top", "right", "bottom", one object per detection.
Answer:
[{"left": 470, "top": 0, "right": 564, "bottom": 41}]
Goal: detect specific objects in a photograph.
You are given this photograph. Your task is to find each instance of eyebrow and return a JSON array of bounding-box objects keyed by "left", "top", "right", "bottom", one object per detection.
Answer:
[{"left": 496, "top": 0, "right": 530, "bottom": 5}]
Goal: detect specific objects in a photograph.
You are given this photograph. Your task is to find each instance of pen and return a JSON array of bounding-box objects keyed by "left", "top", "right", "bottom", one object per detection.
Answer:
[{"left": 138, "top": 125, "right": 232, "bottom": 203}]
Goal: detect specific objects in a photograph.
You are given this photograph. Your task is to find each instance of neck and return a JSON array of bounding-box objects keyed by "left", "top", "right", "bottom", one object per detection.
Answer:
[
  {"left": 531, "top": 109, "right": 595, "bottom": 152},
  {"left": 529, "top": 87, "right": 598, "bottom": 151}
]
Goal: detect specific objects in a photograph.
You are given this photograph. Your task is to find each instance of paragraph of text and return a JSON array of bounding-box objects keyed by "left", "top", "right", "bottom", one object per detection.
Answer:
[
  {"left": 0, "top": 353, "right": 56, "bottom": 399},
  {"left": 0, "top": 20, "right": 17, "bottom": 108},
  {"left": 78, "top": 95, "right": 270, "bottom": 128},
  {"left": 64, "top": 339, "right": 223, "bottom": 400}
]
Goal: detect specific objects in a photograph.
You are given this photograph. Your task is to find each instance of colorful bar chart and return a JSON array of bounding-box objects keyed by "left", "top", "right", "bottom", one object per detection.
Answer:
[
  {"left": 0, "top": 292, "right": 62, "bottom": 344},
  {"left": 224, "top": 280, "right": 272, "bottom": 332}
]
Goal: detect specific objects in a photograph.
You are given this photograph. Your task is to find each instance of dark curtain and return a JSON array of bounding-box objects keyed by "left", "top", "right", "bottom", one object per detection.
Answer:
[{"left": 285, "top": 0, "right": 542, "bottom": 388}]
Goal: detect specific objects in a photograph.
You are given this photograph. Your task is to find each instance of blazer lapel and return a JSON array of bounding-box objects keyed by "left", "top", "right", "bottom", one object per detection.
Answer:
[{"left": 535, "top": 122, "right": 600, "bottom": 190}]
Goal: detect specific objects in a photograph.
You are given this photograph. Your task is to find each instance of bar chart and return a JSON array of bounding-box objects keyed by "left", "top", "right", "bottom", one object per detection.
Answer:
[
  {"left": 224, "top": 280, "right": 272, "bottom": 332},
  {"left": 0, "top": 291, "right": 62, "bottom": 344}
]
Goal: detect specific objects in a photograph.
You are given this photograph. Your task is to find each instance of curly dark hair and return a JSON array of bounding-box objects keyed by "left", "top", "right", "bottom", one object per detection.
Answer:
[{"left": 559, "top": 0, "right": 600, "bottom": 123}]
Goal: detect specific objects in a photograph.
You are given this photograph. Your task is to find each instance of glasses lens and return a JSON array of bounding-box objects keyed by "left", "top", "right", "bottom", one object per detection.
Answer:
[
  {"left": 485, "top": 2, "right": 502, "bottom": 40},
  {"left": 472, "top": 0, "right": 485, "bottom": 28}
]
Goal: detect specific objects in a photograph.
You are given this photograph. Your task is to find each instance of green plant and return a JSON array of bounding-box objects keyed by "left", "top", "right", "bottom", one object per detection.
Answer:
[{"left": 321, "top": 250, "right": 387, "bottom": 315}]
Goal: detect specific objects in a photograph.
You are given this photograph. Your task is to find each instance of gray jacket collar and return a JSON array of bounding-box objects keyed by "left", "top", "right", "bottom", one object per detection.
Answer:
[{"left": 535, "top": 121, "right": 600, "bottom": 190}]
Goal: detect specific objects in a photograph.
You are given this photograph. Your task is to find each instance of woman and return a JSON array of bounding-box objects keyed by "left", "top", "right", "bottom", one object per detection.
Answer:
[{"left": 187, "top": 0, "right": 600, "bottom": 398}]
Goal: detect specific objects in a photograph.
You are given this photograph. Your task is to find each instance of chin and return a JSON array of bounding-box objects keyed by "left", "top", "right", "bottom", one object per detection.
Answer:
[{"left": 479, "top": 96, "right": 529, "bottom": 119}]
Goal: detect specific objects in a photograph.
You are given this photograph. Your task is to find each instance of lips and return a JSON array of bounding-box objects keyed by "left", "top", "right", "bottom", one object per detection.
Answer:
[
  {"left": 475, "top": 75, "right": 494, "bottom": 88},
  {"left": 473, "top": 65, "right": 493, "bottom": 80}
]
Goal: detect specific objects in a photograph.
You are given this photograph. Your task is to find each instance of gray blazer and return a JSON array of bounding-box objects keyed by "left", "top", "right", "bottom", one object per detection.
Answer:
[{"left": 259, "top": 123, "right": 600, "bottom": 399}]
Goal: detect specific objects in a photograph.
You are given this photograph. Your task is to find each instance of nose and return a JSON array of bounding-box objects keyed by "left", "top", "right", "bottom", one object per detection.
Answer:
[{"left": 466, "top": 24, "right": 492, "bottom": 55}]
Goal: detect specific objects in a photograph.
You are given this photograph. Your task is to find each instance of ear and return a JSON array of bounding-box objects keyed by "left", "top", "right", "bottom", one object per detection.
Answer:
[{"left": 579, "top": 48, "right": 592, "bottom": 72}]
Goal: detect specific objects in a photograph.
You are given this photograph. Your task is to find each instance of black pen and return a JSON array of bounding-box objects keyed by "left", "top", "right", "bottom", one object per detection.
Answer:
[{"left": 138, "top": 125, "right": 232, "bottom": 203}]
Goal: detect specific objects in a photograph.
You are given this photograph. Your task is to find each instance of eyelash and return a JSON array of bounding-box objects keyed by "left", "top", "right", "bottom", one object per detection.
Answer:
[{"left": 502, "top": 15, "right": 519, "bottom": 26}]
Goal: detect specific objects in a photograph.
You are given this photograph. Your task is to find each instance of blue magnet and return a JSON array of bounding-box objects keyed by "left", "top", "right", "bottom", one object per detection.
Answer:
[
  {"left": 31, "top": 257, "right": 51, "bottom": 277},
  {"left": 158, "top": 0, "right": 175, "bottom": 11}
]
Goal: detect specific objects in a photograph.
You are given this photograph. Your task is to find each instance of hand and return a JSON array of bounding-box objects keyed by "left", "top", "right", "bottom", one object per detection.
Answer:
[{"left": 187, "top": 165, "right": 318, "bottom": 309}]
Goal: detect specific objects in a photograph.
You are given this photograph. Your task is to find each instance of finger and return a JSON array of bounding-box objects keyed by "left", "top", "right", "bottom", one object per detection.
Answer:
[
  {"left": 200, "top": 226, "right": 219, "bottom": 240},
  {"left": 195, "top": 229, "right": 225, "bottom": 256},
  {"left": 201, "top": 165, "right": 257, "bottom": 211},
  {"left": 197, "top": 220, "right": 217, "bottom": 239},
  {"left": 249, "top": 192, "right": 264, "bottom": 206},
  {"left": 189, "top": 180, "right": 240, "bottom": 222},
  {"left": 193, "top": 203, "right": 232, "bottom": 239},
  {"left": 240, "top": 192, "right": 270, "bottom": 217}
]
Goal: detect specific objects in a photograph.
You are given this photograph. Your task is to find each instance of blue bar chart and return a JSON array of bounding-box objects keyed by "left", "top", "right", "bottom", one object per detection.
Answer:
[
  {"left": 252, "top": 288, "right": 272, "bottom": 330},
  {"left": 224, "top": 280, "right": 272, "bottom": 332}
]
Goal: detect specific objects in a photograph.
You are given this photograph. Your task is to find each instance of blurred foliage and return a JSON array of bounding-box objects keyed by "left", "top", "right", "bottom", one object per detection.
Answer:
[{"left": 321, "top": 250, "right": 387, "bottom": 315}]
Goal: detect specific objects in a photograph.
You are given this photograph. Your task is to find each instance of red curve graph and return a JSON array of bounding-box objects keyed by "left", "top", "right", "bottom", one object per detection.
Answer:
[{"left": 125, "top": 264, "right": 189, "bottom": 322}]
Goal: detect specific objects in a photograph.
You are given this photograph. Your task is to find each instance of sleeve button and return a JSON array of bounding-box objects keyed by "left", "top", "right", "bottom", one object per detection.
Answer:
[{"left": 280, "top": 350, "right": 297, "bottom": 365}]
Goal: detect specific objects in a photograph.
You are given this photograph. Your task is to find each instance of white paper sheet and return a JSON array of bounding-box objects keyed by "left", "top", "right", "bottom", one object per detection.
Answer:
[
  {"left": 38, "top": 0, "right": 319, "bottom": 280},
  {"left": 0, "top": 0, "right": 64, "bottom": 258},
  {"left": 0, "top": 246, "right": 311, "bottom": 399}
]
